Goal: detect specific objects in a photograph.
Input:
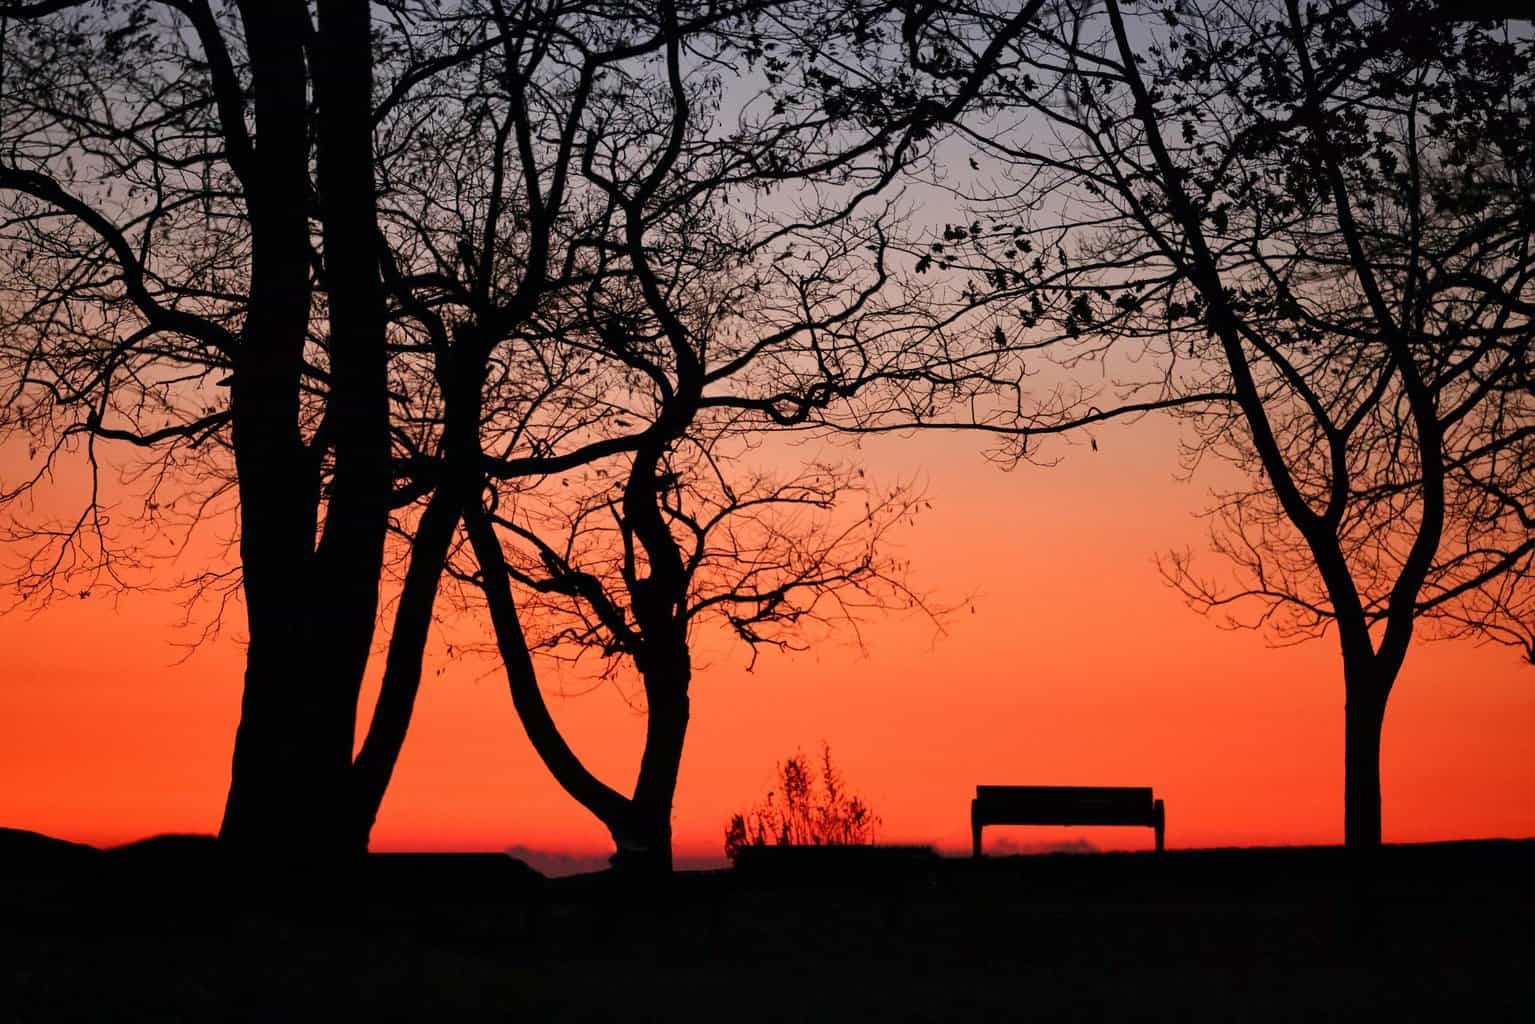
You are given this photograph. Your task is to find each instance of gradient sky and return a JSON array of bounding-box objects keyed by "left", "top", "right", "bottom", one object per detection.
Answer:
[{"left": 2, "top": 415, "right": 1533, "bottom": 865}]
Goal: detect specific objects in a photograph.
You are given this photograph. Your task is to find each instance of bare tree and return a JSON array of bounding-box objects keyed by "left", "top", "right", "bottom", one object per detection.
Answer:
[
  {"left": 886, "top": 0, "right": 1534, "bottom": 848},
  {"left": 0, "top": 0, "right": 401, "bottom": 859},
  {"left": 355, "top": 0, "right": 1036, "bottom": 873},
  {"left": 466, "top": 430, "right": 932, "bottom": 873},
  {"left": 0, "top": 0, "right": 689, "bottom": 855},
  {"left": 0, "top": 0, "right": 1036, "bottom": 864}
]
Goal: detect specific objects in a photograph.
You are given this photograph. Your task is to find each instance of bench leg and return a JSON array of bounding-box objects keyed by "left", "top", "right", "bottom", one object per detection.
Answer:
[
  {"left": 972, "top": 822, "right": 983, "bottom": 859},
  {"left": 1153, "top": 799, "right": 1166, "bottom": 852}
]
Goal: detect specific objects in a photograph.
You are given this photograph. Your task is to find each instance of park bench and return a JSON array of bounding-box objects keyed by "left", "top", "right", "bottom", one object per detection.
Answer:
[{"left": 971, "top": 785, "right": 1166, "bottom": 856}]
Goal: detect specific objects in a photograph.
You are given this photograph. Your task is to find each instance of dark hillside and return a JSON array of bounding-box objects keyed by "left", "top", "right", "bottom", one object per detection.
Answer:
[{"left": 2, "top": 835, "right": 1530, "bottom": 1020}]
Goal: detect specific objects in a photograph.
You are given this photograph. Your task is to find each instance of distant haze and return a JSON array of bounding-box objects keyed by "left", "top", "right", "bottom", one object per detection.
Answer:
[{"left": 504, "top": 846, "right": 727, "bottom": 877}]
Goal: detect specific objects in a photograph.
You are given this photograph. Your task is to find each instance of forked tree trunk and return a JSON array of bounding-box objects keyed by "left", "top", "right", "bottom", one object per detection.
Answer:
[
  {"left": 221, "top": 0, "right": 390, "bottom": 861},
  {"left": 468, "top": 495, "right": 697, "bottom": 876},
  {"left": 462, "top": 475, "right": 637, "bottom": 836}
]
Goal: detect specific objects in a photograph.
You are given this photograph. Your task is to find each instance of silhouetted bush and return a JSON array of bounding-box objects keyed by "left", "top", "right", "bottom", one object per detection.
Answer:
[{"left": 724, "top": 745, "right": 880, "bottom": 860}]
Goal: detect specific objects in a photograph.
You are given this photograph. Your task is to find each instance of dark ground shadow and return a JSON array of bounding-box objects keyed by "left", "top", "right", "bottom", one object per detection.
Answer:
[{"left": 2, "top": 829, "right": 1531, "bottom": 1020}]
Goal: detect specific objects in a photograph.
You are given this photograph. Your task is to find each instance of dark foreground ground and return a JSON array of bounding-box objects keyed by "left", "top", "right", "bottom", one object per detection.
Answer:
[{"left": 2, "top": 831, "right": 1531, "bottom": 1021}]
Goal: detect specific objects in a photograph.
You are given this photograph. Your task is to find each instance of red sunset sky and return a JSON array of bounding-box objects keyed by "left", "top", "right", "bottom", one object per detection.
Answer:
[{"left": 3, "top": 417, "right": 1533, "bottom": 865}]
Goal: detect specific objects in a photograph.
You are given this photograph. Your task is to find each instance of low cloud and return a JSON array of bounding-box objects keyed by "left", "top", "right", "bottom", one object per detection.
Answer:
[
  {"left": 502, "top": 846, "right": 611, "bottom": 877},
  {"left": 979, "top": 836, "right": 1099, "bottom": 856},
  {"left": 675, "top": 853, "right": 730, "bottom": 872},
  {"left": 503, "top": 845, "right": 728, "bottom": 877}
]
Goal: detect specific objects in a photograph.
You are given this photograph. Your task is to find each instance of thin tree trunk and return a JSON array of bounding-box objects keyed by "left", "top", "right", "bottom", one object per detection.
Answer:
[
  {"left": 348, "top": 487, "right": 462, "bottom": 850},
  {"left": 1343, "top": 671, "right": 1390, "bottom": 850},
  {"left": 615, "top": 666, "right": 691, "bottom": 876},
  {"left": 348, "top": 340, "right": 483, "bottom": 850},
  {"left": 463, "top": 503, "right": 633, "bottom": 830}
]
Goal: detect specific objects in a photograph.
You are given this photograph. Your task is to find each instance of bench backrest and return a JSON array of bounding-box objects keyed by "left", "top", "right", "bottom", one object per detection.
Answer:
[{"left": 973, "top": 785, "right": 1156, "bottom": 826}]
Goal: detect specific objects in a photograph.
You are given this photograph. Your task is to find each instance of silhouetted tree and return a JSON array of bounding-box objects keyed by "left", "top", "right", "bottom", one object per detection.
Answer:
[
  {"left": 448, "top": 12, "right": 939, "bottom": 873},
  {"left": 0, "top": 0, "right": 394, "bottom": 859},
  {"left": 892, "top": 0, "right": 1533, "bottom": 848},
  {"left": 343, "top": 0, "right": 666, "bottom": 850},
  {"left": 468, "top": 438, "right": 930, "bottom": 873},
  {"left": 0, "top": 0, "right": 1038, "bottom": 864},
  {"left": 369, "top": 0, "right": 1039, "bottom": 873}
]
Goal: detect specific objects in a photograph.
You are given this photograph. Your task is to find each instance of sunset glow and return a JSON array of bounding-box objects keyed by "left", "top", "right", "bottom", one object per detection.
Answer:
[{"left": 6, "top": 422, "right": 1531, "bottom": 864}]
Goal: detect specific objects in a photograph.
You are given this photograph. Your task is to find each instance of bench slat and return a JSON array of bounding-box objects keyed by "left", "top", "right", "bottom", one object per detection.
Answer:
[
  {"left": 971, "top": 785, "right": 1166, "bottom": 854},
  {"left": 974, "top": 785, "right": 1153, "bottom": 823}
]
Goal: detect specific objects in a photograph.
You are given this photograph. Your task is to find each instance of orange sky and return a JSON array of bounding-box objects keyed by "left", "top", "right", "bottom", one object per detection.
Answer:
[{"left": 2, "top": 419, "right": 1533, "bottom": 865}]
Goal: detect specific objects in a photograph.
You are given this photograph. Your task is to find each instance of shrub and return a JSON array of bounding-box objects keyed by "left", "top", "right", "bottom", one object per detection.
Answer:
[{"left": 724, "top": 744, "right": 880, "bottom": 859}]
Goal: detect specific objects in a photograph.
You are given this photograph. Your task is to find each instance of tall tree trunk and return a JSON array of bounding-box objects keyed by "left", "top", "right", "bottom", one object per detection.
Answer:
[
  {"left": 1343, "top": 669, "right": 1390, "bottom": 850},
  {"left": 220, "top": 0, "right": 333, "bottom": 859},
  {"left": 309, "top": 0, "right": 391, "bottom": 826}
]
